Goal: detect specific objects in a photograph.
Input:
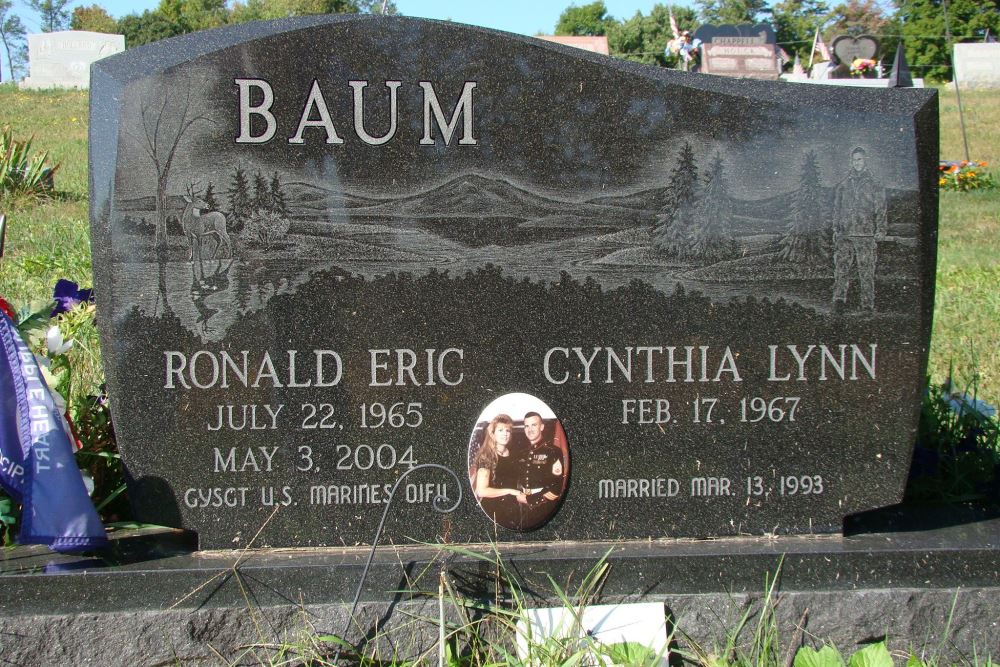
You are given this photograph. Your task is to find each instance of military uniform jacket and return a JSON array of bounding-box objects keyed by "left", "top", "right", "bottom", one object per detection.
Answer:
[
  {"left": 516, "top": 443, "right": 563, "bottom": 499},
  {"left": 833, "top": 169, "right": 887, "bottom": 237}
]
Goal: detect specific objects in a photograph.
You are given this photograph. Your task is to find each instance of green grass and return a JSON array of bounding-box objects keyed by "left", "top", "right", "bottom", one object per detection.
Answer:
[
  {"left": 0, "top": 85, "right": 999, "bottom": 403},
  {"left": 0, "top": 86, "right": 90, "bottom": 304},
  {"left": 933, "top": 87, "right": 1000, "bottom": 400}
]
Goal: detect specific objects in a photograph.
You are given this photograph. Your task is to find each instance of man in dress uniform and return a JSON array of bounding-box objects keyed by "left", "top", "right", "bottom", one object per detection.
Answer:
[{"left": 515, "top": 412, "right": 565, "bottom": 529}]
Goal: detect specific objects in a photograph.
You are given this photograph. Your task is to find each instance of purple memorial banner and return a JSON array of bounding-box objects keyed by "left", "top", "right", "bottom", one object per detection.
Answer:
[{"left": 0, "top": 312, "right": 107, "bottom": 552}]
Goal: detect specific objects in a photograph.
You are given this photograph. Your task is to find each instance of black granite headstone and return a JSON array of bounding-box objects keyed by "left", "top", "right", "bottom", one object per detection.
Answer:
[{"left": 90, "top": 16, "right": 938, "bottom": 550}]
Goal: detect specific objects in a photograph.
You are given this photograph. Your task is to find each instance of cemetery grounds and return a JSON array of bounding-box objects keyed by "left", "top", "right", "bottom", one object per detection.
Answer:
[{"left": 0, "top": 83, "right": 999, "bottom": 665}]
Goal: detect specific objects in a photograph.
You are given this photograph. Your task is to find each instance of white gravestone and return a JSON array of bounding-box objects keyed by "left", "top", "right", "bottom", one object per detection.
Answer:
[
  {"left": 954, "top": 43, "right": 1000, "bottom": 89},
  {"left": 20, "top": 31, "right": 125, "bottom": 89}
]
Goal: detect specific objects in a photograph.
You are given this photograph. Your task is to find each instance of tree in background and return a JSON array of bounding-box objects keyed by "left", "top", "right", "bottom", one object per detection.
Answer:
[
  {"left": 778, "top": 150, "right": 830, "bottom": 263},
  {"left": 227, "top": 165, "right": 252, "bottom": 231},
  {"left": 652, "top": 142, "right": 700, "bottom": 256},
  {"left": 28, "top": 0, "right": 71, "bottom": 32},
  {"left": 356, "top": 0, "right": 397, "bottom": 12},
  {"left": 117, "top": 10, "right": 184, "bottom": 47},
  {"left": 157, "top": 0, "right": 227, "bottom": 32},
  {"left": 270, "top": 172, "right": 288, "bottom": 216},
  {"left": 0, "top": 0, "right": 27, "bottom": 81},
  {"left": 202, "top": 182, "right": 219, "bottom": 212},
  {"left": 70, "top": 4, "right": 117, "bottom": 33},
  {"left": 230, "top": 0, "right": 379, "bottom": 22},
  {"left": 896, "top": 0, "right": 1000, "bottom": 81},
  {"left": 772, "top": 0, "right": 830, "bottom": 63},
  {"left": 241, "top": 169, "right": 291, "bottom": 249},
  {"left": 251, "top": 171, "right": 270, "bottom": 212},
  {"left": 696, "top": 0, "right": 771, "bottom": 24},
  {"left": 824, "top": 0, "right": 899, "bottom": 73},
  {"left": 111, "top": 0, "right": 396, "bottom": 47},
  {"left": 554, "top": 1, "right": 616, "bottom": 35},
  {"left": 609, "top": 4, "right": 699, "bottom": 66},
  {"left": 687, "top": 153, "right": 737, "bottom": 261}
]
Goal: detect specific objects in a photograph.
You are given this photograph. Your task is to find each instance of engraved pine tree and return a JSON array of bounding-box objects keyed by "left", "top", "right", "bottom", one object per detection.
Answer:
[
  {"left": 686, "top": 153, "right": 737, "bottom": 262},
  {"left": 777, "top": 150, "right": 831, "bottom": 264},
  {"left": 652, "top": 142, "right": 699, "bottom": 256},
  {"left": 270, "top": 172, "right": 288, "bottom": 216},
  {"left": 202, "top": 182, "right": 219, "bottom": 212},
  {"left": 226, "top": 165, "right": 252, "bottom": 231},
  {"left": 251, "top": 171, "right": 271, "bottom": 213}
]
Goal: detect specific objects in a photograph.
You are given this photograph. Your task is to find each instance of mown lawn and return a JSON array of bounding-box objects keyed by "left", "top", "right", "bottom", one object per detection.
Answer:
[{"left": 1, "top": 84, "right": 999, "bottom": 403}]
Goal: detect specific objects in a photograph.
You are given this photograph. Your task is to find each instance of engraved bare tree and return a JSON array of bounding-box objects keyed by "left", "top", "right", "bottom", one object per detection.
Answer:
[{"left": 136, "top": 76, "right": 215, "bottom": 250}]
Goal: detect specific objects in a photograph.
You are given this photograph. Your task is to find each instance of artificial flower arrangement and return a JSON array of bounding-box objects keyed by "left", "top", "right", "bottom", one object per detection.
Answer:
[
  {"left": 850, "top": 58, "right": 877, "bottom": 77},
  {"left": 938, "top": 160, "right": 996, "bottom": 192}
]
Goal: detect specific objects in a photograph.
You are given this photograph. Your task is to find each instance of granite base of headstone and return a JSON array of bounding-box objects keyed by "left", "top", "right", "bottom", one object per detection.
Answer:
[
  {"left": 1, "top": 505, "right": 998, "bottom": 662},
  {"left": 2, "top": 15, "right": 995, "bottom": 660}
]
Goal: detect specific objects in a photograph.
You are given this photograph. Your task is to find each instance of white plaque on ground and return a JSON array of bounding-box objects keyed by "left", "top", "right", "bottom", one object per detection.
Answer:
[
  {"left": 517, "top": 602, "right": 669, "bottom": 665},
  {"left": 20, "top": 31, "right": 125, "bottom": 90}
]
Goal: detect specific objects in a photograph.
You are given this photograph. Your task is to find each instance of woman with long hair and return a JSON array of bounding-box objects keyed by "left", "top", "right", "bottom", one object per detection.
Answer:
[{"left": 473, "top": 413, "right": 525, "bottom": 528}]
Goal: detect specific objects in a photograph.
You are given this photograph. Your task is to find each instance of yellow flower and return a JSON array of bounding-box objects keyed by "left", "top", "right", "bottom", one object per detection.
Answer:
[{"left": 939, "top": 177, "right": 947, "bottom": 186}]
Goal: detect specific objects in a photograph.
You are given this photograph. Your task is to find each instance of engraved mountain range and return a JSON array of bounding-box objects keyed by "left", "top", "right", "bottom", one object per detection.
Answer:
[
  {"left": 287, "top": 173, "right": 648, "bottom": 225},
  {"left": 117, "top": 171, "right": 918, "bottom": 242},
  {"left": 283, "top": 173, "right": 918, "bottom": 238}
]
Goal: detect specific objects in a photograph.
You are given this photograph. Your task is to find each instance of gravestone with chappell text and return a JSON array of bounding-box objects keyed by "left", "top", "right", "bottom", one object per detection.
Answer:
[
  {"left": 694, "top": 23, "right": 782, "bottom": 79},
  {"left": 89, "top": 15, "right": 938, "bottom": 550}
]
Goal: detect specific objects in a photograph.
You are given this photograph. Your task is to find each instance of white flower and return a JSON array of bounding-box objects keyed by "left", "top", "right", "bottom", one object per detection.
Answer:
[{"left": 45, "top": 325, "right": 72, "bottom": 356}]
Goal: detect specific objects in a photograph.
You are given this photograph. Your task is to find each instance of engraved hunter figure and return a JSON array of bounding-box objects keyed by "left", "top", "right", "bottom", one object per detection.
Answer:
[
  {"left": 182, "top": 182, "right": 232, "bottom": 264},
  {"left": 831, "top": 147, "right": 887, "bottom": 313}
]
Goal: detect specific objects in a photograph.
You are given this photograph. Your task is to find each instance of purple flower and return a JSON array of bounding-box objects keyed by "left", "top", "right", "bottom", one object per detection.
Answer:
[{"left": 52, "top": 279, "right": 93, "bottom": 316}]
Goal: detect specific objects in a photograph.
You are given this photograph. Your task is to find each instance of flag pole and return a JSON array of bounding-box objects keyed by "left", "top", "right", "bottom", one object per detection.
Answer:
[
  {"left": 943, "top": 0, "right": 971, "bottom": 163},
  {"left": 809, "top": 27, "right": 819, "bottom": 70}
]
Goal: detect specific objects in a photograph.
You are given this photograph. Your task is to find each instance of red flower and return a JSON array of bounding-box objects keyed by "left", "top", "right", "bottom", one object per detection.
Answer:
[{"left": 0, "top": 296, "right": 15, "bottom": 320}]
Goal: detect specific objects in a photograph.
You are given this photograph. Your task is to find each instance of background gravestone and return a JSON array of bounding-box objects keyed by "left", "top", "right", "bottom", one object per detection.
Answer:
[
  {"left": 830, "top": 35, "right": 880, "bottom": 78},
  {"left": 90, "top": 15, "right": 938, "bottom": 550},
  {"left": 694, "top": 23, "right": 782, "bottom": 79},
  {"left": 20, "top": 30, "right": 124, "bottom": 89},
  {"left": 953, "top": 43, "right": 1000, "bottom": 89}
]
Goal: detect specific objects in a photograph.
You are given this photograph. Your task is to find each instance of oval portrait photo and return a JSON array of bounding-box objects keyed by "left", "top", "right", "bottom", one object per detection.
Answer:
[{"left": 467, "top": 393, "right": 570, "bottom": 531}]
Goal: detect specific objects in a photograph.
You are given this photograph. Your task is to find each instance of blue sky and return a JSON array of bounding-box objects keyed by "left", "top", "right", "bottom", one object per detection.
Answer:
[{"left": 11, "top": 0, "right": 696, "bottom": 36}]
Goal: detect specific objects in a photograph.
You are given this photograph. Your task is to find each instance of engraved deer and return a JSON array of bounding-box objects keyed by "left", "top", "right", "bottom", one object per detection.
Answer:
[{"left": 181, "top": 181, "right": 231, "bottom": 263}]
